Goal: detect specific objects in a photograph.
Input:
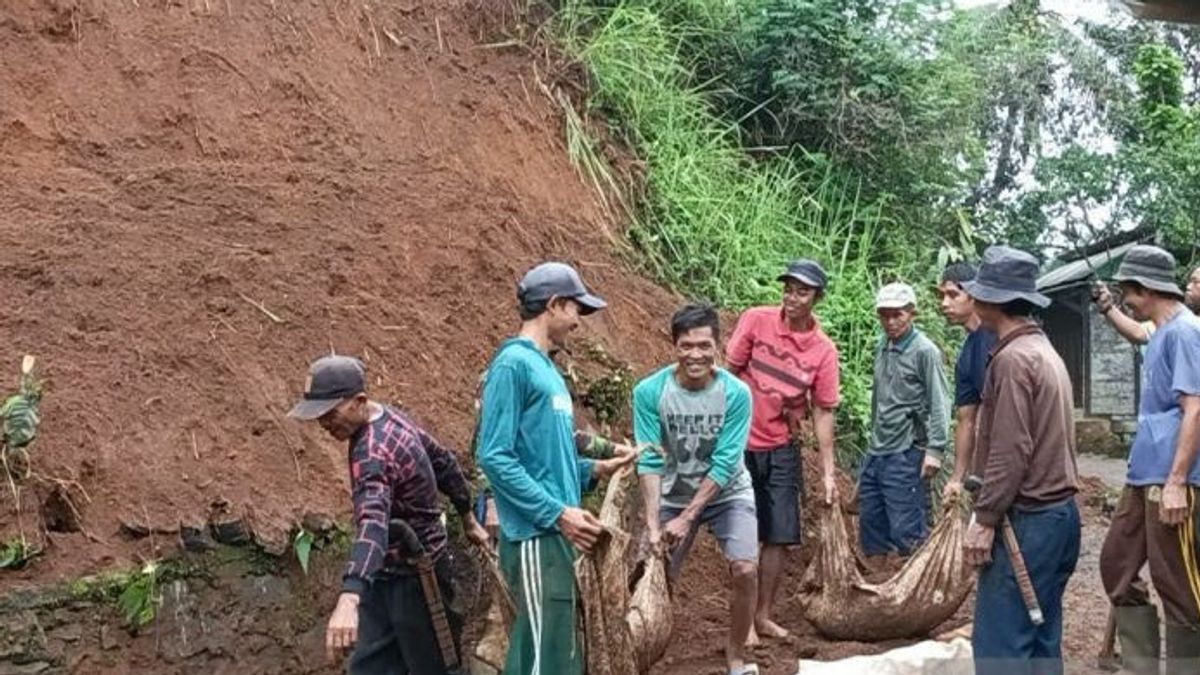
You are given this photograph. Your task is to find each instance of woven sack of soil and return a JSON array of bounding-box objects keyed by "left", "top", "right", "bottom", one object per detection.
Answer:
[
  {"left": 799, "top": 496, "right": 972, "bottom": 641},
  {"left": 470, "top": 548, "right": 517, "bottom": 675},
  {"left": 575, "top": 466, "right": 638, "bottom": 675},
  {"left": 627, "top": 550, "right": 672, "bottom": 673}
]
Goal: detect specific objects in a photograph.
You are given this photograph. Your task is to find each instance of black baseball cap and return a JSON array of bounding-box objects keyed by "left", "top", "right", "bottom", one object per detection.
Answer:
[
  {"left": 517, "top": 262, "right": 607, "bottom": 315},
  {"left": 287, "top": 355, "right": 366, "bottom": 420},
  {"left": 777, "top": 259, "right": 827, "bottom": 289}
]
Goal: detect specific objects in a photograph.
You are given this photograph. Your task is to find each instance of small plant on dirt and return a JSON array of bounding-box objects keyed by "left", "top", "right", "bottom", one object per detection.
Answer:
[
  {"left": 117, "top": 561, "right": 163, "bottom": 631},
  {"left": 294, "top": 528, "right": 315, "bottom": 575},
  {"left": 562, "top": 341, "right": 635, "bottom": 434},
  {"left": 0, "top": 536, "right": 39, "bottom": 569}
]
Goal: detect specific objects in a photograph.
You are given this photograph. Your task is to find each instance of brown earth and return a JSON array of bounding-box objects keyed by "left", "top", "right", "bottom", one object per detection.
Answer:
[{"left": 0, "top": 0, "right": 678, "bottom": 590}]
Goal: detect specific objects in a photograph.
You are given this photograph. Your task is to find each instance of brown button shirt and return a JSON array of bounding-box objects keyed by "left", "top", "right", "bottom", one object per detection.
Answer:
[{"left": 972, "top": 323, "right": 1078, "bottom": 527}]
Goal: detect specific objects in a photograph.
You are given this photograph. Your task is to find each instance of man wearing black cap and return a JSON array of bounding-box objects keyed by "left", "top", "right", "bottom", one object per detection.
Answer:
[
  {"left": 288, "top": 355, "right": 490, "bottom": 675},
  {"left": 959, "top": 245, "right": 1080, "bottom": 674},
  {"left": 726, "top": 259, "right": 840, "bottom": 640},
  {"left": 1097, "top": 245, "right": 1200, "bottom": 674},
  {"left": 475, "top": 261, "right": 636, "bottom": 675}
]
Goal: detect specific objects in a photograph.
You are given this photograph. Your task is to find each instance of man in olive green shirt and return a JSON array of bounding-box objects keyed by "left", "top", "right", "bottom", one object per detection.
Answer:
[{"left": 859, "top": 283, "right": 951, "bottom": 557}]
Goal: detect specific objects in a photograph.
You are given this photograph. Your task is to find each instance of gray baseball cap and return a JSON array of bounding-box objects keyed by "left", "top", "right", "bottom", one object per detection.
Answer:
[
  {"left": 777, "top": 259, "right": 828, "bottom": 289},
  {"left": 517, "top": 262, "right": 607, "bottom": 315},
  {"left": 287, "top": 355, "right": 366, "bottom": 420},
  {"left": 875, "top": 282, "right": 918, "bottom": 309}
]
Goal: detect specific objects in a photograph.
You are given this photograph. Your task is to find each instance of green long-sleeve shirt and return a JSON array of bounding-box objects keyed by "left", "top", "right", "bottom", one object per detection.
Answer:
[{"left": 868, "top": 328, "right": 951, "bottom": 459}]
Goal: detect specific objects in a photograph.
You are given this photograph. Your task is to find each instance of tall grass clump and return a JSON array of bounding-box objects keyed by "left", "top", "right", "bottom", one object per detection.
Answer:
[{"left": 554, "top": 0, "right": 956, "bottom": 461}]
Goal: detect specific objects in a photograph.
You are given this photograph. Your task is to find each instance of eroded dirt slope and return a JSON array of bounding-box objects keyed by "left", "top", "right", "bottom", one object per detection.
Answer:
[{"left": 0, "top": 0, "right": 676, "bottom": 588}]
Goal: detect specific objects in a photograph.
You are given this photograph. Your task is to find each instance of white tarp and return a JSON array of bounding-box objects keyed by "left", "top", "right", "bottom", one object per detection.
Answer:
[{"left": 797, "top": 638, "right": 973, "bottom": 675}]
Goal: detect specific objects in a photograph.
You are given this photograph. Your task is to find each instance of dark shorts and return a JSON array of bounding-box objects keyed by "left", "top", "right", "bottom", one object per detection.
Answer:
[
  {"left": 745, "top": 445, "right": 802, "bottom": 545},
  {"left": 350, "top": 554, "right": 464, "bottom": 675}
]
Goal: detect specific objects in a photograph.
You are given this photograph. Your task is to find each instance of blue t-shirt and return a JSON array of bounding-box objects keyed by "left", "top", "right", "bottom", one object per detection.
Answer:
[
  {"left": 955, "top": 327, "right": 998, "bottom": 408},
  {"left": 1127, "top": 308, "right": 1200, "bottom": 486}
]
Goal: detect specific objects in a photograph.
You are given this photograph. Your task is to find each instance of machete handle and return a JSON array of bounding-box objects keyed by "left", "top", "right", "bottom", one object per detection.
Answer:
[{"left": 1000, "top": 518, "right": 1045, "bottom": 626}]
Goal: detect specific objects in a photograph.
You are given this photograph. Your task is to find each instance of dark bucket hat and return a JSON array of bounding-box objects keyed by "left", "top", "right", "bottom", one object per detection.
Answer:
[
  {"left": 777, "top": 259, "right": 828, "bottom": 289},
  {"left": 1111, "top": 245, "right": 1185, "bottom": 299},
  {"left": 962, "top": 245, "right": 1051, "bottom": 308}
]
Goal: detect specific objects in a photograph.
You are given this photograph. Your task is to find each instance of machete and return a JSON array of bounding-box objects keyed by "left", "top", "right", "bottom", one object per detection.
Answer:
[{"left": 388, "top": 518, "right": 462, "bottom": 672}]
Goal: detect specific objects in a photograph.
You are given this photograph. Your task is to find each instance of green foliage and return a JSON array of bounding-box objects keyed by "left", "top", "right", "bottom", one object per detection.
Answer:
[
  {"left": 1, "top": 356, "right": 42, "bottom": 454},
  {"left": 0, "top": 537, "right": 38, "bottom": 569},
  {"left": 117, "top": 562, "right": 161, "bottom": 631},
  {"left": 294, "top": 529, "right": 315, "bottom": 575},
  {"left": 554, "top": 1, "right": 960, "bottom": 458}
]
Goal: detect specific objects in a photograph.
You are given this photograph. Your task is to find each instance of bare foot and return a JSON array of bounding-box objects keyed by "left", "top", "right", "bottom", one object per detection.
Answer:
[
  {"left": 754, "top": 616, "right": 790, "bottom": 639},
  {"left": 744, "top": 627, "right": 761, "bottom": 648}
]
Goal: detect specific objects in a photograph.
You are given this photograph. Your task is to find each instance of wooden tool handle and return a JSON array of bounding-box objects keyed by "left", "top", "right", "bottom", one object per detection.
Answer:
[{"left": 1000, "top": 518, "right": 1044, "bottom": 626}]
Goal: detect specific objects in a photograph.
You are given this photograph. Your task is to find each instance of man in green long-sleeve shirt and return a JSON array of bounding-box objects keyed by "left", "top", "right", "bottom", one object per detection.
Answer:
[
  {"left": 859, "top": 282, "right": 951, "bottom": 557},
  {"left": 475, "top": 262, "right": 635, "bottom": 675},
  {"left": 635, "top": 304, "right": 760, "bottom": 675}
]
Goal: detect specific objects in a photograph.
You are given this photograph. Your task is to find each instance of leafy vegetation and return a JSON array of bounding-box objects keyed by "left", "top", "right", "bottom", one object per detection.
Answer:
[{"left": 548, "top": 0, "right": 1200, "bottom": 460}]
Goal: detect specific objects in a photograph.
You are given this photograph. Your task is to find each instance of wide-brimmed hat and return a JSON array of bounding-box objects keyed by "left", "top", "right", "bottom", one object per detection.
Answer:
[
  {"left": 287, "top": 355, "right": 366, "bottom": 420},
  {"left": 962, "top": 245, "right": 1050, "bottom": 308},
  {"left": 1111, "top": 245, "right": 1185, "bottom": 299}
]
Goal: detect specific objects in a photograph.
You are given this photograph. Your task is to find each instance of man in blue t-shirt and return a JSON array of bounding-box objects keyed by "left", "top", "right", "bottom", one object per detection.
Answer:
[
  {"left": 936, "top": 262, "right": 998, "bottom": 498},
  {"left": 1096, "top": 246, "right": 1200, "bottom": 672}
]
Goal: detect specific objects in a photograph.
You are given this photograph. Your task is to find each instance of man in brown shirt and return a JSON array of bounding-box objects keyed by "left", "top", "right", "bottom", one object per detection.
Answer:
[{"left": 961, "top": 245, "right": 1080, "bottom": 675}]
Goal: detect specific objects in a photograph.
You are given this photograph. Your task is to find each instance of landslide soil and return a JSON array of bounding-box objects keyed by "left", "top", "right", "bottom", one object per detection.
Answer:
[{"left": 0, "top": 0, "right": 678, "bottom": 589}]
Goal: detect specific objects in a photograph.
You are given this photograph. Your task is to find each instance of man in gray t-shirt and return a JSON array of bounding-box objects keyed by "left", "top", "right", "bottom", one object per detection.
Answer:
[{"left": 635, "top": 304, "right": 759, "bottom": 675}]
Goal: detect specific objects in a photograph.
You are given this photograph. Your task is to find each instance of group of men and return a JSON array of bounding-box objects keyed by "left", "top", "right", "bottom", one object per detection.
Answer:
[{"left": 285, "top": 243, "right": 1200, "bottom": 675}]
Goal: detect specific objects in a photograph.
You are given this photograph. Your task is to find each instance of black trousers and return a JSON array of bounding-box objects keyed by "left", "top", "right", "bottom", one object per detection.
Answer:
[{"left": 349, "top": 555, "right": 464, "bottom": 675}]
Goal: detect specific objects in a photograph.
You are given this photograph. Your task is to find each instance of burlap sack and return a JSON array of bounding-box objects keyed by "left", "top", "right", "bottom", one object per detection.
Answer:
[
  {"left": 799, "top": 497, "right": 972, "bottom": 641},
  {"left": 627, "top": 551, "right": 672, "bottom": 673}
]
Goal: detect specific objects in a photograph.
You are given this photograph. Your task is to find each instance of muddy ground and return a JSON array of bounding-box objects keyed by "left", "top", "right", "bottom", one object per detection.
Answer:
[{"left": 650, "top": 453, "right": 1125, "bottom": 675}]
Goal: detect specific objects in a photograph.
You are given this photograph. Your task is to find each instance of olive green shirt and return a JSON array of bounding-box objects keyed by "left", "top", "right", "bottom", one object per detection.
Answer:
[{"left": 868, "top": 328, "right": 951, "bottom": 459}]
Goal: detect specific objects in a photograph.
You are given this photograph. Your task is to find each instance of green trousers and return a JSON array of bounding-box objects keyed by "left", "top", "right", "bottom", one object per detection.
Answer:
[{"left": 498, "top": 533, "right": 582, "bottom": 675}]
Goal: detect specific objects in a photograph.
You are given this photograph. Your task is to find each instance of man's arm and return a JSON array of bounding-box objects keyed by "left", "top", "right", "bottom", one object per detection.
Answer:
[
  {"left": 342, "top": 444, "right": 392, "bottom": 596},
  {"left": 812, "top": 406, "right": 837, "bottom": 503},
  {"left": 973, "top": 360, "right": 1033, "bottom": 527},
  {"left": 725, "top": 311, "right": 755, "bottom": 377},
  {"left": 475, "top": 363, "right": 564, "bottom": 530},
  {"left": 1161, "top": 330, "right": 1200, "bottom": 524},
  {"left": 922, "top": 345, "right": 952, "bottom": 461},
  {"left": 949, "top": 404, "right": 978, "bottom": 484},
  {"left": 633, "top": 376, "right": 666, "bottom": 539},
  {"left": 416, "top": 423, "right": 473, "bottom": 517},
  {"left": 1093, "top": 283, "right": 1150, "bottom": 345}
]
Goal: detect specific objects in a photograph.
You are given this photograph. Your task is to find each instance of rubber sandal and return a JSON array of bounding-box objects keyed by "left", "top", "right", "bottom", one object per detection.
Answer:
[{"left": 729, "top": 665, "right": 759, "bottom": 675}]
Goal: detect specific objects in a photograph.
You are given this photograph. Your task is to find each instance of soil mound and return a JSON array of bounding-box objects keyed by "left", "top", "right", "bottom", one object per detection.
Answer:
[{"left": 0, "top": 0, "right": 676, "bottom": 588}]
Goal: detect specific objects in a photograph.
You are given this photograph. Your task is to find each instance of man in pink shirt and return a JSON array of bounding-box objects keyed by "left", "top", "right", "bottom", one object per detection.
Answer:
[{"left": 726, "top": 259, "right": 840, "bottom": 639}]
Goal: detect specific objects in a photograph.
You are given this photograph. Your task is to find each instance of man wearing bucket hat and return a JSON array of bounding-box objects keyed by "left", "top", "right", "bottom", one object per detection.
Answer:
[
  {"left": 726, "top": 259, "right": 840, "bottom": 640},
  {"left": 288, "top": 354, "right": 490, "bottom": 675},
  {"left": 1096, "top": 245, "right": 1200, "bottom": 674},
  {"left": 475, "top": 261, "right": 636, "bottom": 675},
  {"left": 858, "top": 282, "right": 950, "bottom": 559},
  {"left": 1092, "top": 262, "right": 1200, "bottom": 346},
  {"left": 958, "top": 245, "right": 1080, "bottom": 674}
]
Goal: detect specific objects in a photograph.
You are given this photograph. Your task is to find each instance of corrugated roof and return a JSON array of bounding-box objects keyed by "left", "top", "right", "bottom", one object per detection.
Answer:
[{"left": 1037, "top": 241, "right": 1139, "bottom": 292}]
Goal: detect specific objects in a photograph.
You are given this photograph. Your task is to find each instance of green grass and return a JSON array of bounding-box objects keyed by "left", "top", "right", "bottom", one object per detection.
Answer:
[{"left": 554, "top": 1, "right": 958, "bottom": 462}]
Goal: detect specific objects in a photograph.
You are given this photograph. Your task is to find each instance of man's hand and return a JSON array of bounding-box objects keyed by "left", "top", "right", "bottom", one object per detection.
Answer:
[
  {"left": 483, "top": 496, "right": 500, "bottom": 540},
  {"left": 943, "top": 479, "right": 964, "bottom": 499},
  {"left": 1092, "top": 281, "right": 1114, "bottom": 314},
  {"left": 557, "top": 506, "right": 603, "bottom": 552},
  {"left": 963, "top": 520, "right": 995, "bottom": 566},
  {"left": 592, "top": 452, "right": 637, "bottom": 481},
  {"left": 325, "top": 592, "right": 360, "bottom": 662},
  {"left": 464, "top": 513, "right": 491, "bottom": 548},
  {"left": 611, "top": 441, "right": 640, "bottom": 458},
  {"left": 661, "top": 513, "right": 695, "bottom": 549},
  {"left": 1161, "top": 482, "right": 1188, "bottom": 526},
  {"left": 822, "top": 471, "right": 838, "bottom": 505},
  {"left": 922, "top": 455, "right": 942, "bottom": 480}
]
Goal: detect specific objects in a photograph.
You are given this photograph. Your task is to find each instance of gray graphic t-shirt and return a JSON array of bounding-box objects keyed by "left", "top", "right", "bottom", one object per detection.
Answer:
[{"left": 634, "top": 366, "right": 754, "bottom": 508}]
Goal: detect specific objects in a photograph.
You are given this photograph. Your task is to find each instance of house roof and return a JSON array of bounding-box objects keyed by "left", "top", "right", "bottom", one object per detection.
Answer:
[{"left": 1037, "top": 241, "right": 1139, "bottom": 293}]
